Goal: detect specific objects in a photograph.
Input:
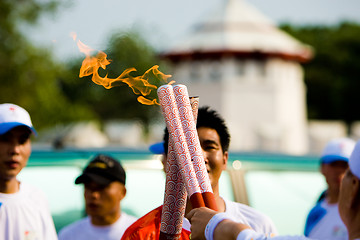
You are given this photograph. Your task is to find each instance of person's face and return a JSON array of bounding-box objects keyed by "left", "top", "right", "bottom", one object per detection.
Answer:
[
  {"left": 84, "top": 181, "right": 126, "bottom": 218},
  {"left": 0, "top": 126, "right": 32, "bottom": 182},
  {"left": 197, "top": 127, "right": 228, "bottom": 191},
  {"left": 321, "top": 161, "right": 349, "bottom": 190}
]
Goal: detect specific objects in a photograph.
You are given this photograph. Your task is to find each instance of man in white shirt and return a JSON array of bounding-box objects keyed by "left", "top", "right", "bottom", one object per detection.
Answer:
[
  {"left": 58, "top": 154, "right": 137, "bottom": 240},
  {"left": 187, "top": 139, "right": 360, "bottom": 240},
  {"left": 122, "top": 106, "right": 277, "bottom": 239},
  {"left": 0, "top": 103, "right": 58, "bottom": 240},
  {"left": 304, "top": 138, "right": 355, "bottom": 240}
]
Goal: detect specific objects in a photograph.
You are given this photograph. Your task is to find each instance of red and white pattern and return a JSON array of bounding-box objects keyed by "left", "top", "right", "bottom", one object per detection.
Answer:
[
  {"left": 160, "top": 91, "right": 200, "bottom": 236},
  {"left": 173, "top": 85, "right": 212, "bottom": 194},
  {"left": 158, "top": 85, "right": 202, "bottom": 197},
  {"left": 158, "top": 84, "right": 218, "bottom": 238}
]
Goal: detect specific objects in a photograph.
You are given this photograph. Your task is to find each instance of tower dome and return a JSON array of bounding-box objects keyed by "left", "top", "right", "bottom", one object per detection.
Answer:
[{"left": 162, "top": 0, "right": 312, "bottom": 62}]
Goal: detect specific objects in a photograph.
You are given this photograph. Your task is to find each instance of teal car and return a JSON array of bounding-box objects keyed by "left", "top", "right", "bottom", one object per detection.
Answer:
[{"left": 18, "top": 148, "right": 324, "bottom": 235}]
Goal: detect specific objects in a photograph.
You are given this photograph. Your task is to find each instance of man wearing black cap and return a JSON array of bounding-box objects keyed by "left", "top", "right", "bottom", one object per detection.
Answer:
[{"left": 58, "top": 154, "right": 137, "bottom": 240}]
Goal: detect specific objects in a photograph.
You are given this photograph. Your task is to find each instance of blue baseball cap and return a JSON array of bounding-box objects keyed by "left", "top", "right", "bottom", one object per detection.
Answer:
[
  {"left": 0, "top": 103, "right": 37, "bottom": 136},
  {"left": 320, "top": 138, "right": 355, "bottom": 164},
  {"left": 149, "top": 141, "right": 165, "bottom": 154}
]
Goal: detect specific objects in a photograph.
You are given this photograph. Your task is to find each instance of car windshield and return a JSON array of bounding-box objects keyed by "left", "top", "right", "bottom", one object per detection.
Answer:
[{"left": 18, "top": 149, "right": 324, "bottom": 235}]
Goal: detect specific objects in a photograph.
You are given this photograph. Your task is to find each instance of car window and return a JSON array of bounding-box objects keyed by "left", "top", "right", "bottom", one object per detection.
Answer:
[
  {"left": 245, "top": 171, "right": 326, "bottom": 235},
  {"left": 18, "top": 166, "right": 84, "bottom": 232},
  {"left": 19, "top": 150, "right": 322, "bottom": 235},
  {"left": 18, "top": 161, "right": 234, "bottom": 232}
]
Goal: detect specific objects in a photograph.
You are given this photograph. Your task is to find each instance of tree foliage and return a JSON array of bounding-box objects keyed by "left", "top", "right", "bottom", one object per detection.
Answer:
[
  {"left": 0, "top": 0, "right": 94, "bottom": 131},
  {"left": 3, "top": 0, "right": 359, "bottom": 136},
  {"left": 59, "top": 31, "right": 169, "bottom": 133},
  {"left": 0, "top": 0, "right": 168, "bottom": 136},
  {"left": 281, "top": 22, "right": 360, "bottom": 126}
]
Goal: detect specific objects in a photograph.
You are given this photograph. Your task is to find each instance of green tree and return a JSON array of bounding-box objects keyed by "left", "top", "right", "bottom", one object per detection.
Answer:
[
  {"left": 281, "top": 22, "right": 360, "bottom": 128},
  {"left": 0, "top": 0, "right": 94, "bottom": 131},
  {"left": 60, "top": 31, "right": 170, "bottom": 135}
]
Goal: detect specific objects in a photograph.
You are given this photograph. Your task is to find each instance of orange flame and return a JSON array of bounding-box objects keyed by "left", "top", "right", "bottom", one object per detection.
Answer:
[{"left": 72, "top": 33, "right": 174, "bottom": 105}]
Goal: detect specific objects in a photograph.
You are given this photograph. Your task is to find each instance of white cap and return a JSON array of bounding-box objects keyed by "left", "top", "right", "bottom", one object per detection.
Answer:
[
  {"left": 0, "top": 103, "right": 36, "bottom": 135},
  {"left": 349, "top": 140, "right": 360, "bottom": 179},
  {"left": 320, "top": 138, "right": 356, "bottom": 164}
]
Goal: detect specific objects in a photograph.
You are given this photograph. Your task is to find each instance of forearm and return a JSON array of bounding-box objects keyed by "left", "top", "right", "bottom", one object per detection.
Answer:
[{"left": 213, "top": 219, "right": 248, "bottom": 240}]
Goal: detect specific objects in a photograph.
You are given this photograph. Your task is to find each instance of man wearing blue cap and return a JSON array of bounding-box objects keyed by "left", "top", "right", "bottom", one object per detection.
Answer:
[
  {"left": 0, "top": 103, "right": 57, "bottom": 240},
  {"left": 186, "top": 139, "right": 360, "bottom": 240},
  {"left": 137, "top": 107, "right": 277, "bottom": 239},
  {"left": 304, "top": 138, "right": 356, "bottom": 240}
]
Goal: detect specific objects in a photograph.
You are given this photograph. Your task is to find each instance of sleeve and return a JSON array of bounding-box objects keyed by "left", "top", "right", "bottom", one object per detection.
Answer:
[
  {"left": 237, "top": 229, "right": 312, "bottom": 240},
  {"left": 303, "top": 203, "right": 326, "bottom": 236}
]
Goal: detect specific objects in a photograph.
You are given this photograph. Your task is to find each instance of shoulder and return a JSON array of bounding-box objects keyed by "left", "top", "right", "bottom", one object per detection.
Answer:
[
  {"left": 58, "top": 218, "right": 90, "bottom": 240},
  {"left": 224, "top": 198, "right": 267, "bottom": 218},
  {"left": 224, "top": 199, "right": 278, "bottom": 235},
  {"left": 19, "top": 182, "right": 42, "bottom": 194},
  {"left": 120, "top": 212, "right": 138, "bottom": 226},
  {"left": 0, "top": 182, "right": 50, "bottom": 211},
  {"left": 121, "top": 206, "right": 163, "bottom": 239},
  {"left": 19, "top": 182, "right": 48, "bottom": 202}
]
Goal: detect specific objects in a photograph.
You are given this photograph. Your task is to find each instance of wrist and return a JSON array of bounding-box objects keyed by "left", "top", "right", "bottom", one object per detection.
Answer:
[
  {"left": 204, "top": 213, "right": 229, "bottom": 240},
  {"left": 215, "top": 219, "right": 241, "bottom": 240}
]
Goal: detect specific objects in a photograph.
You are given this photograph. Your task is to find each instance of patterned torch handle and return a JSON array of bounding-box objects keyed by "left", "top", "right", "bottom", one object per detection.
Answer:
[
  {"left": 160, "top": 94, "right": 200, "bottom": 238},
  {"left": 173, "top": 85, "right": 218, "bottom": 211},
  {"left": 158, "top": 85, "right": 205, "bottom": 208},
  {"left": 160, "top": 138, "right": 187, "bottom": 238},
  {"left": 189, "top": 96, "right": 199, "bottom": 123}
]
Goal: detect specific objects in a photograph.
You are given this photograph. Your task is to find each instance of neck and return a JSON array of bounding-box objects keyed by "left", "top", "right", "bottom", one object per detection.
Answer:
[
  {"left": 326, "top": 187, "right": 340, "bottom": 204},
  {"left": 0, "top": 178, "right": 20, "bottom": 194},
  {"left": 90, "top": 211, "right": 121, "bottom": 226}
]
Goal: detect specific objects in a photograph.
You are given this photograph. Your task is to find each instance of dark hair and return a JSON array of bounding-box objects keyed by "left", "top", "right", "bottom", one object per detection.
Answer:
[{"left": 163, "top": 106, "right": 230, "bottom": 154}]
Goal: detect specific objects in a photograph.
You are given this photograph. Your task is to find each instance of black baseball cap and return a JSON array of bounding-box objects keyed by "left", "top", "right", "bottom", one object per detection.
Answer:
[{"left": 75, "top": 154, "right": 126, "bottom": 186}]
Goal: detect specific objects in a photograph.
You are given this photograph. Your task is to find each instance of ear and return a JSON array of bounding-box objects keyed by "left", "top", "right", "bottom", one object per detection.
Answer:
[
  {"left": 222, "top": 151, "right": 228, "bottom": 170},
  {"left": 350, "top": 176, "right": 360, "bottom": 208},
  {"left": 119, "top": 185, "right": 127, "bottom": 201}
]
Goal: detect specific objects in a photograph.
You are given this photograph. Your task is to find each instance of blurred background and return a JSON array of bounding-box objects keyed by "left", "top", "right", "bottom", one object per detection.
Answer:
[
  {"left": 2, "top": 0, "right": 360, "bottom": 152},
  {"left": 2, "top": 0, "right": 360, "bottom": 236}
]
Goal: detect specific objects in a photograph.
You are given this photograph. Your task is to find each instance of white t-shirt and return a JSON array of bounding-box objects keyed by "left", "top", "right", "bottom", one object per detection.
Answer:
[
  {"left": 183, "top": 198, "right": 278, "bottom": 236},
  {"left": 308, "top": 201, "right": 348, "bottom": 240},
  {"left": 0, "top": 182, "right": 58, "bottom": 240},
  {"left": 58, "top": 212, "right": 137, "bottom": 240}
]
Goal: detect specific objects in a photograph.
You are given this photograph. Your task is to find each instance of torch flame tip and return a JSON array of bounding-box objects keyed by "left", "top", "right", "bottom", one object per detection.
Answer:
[{"left": 73, "top": 35, "right": 174, "bottom": 106}]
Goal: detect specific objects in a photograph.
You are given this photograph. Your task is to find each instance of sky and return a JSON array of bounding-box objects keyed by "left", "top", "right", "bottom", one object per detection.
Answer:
[{"left": 25, "top": 0, "right": 360, "bottom": 61}]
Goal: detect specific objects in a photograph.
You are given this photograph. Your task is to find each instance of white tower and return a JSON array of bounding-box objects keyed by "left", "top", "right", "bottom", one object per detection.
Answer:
[{"left": 161, "top": 0, "right": 313, "bottom": 154}]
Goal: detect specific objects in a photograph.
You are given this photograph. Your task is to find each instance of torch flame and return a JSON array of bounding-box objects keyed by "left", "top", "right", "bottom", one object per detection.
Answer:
[{"left": 72, "top": 33, "right": 173, "bottom": 105}]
